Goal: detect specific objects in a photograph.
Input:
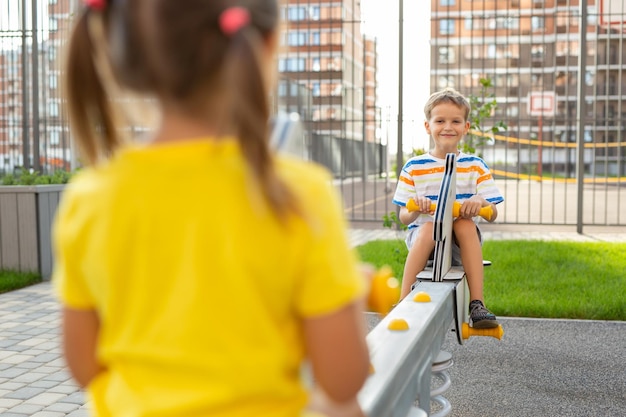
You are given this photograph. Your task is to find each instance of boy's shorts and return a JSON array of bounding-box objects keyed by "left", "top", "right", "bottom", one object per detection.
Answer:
[{"left": 405, "top": 223, "right": 483, "bottom": 267}]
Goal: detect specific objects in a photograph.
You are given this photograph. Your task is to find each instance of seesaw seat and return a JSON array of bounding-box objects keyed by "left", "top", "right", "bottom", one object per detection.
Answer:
[{"left": 417, "top": 260, "right": 492, "bottom": 281}]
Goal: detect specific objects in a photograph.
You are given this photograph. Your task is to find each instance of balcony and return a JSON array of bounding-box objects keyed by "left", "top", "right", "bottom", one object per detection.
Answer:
[{"left": 595, "top": 84, "right": 626, "bottom": 96}]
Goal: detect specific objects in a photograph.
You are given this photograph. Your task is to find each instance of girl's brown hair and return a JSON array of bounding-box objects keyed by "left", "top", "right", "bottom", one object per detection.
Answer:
[{"left": 64, "top": 0, "right": 299, "bottom": 219}]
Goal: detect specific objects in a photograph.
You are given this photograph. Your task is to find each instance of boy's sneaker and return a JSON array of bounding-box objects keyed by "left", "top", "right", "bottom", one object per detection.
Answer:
[{"left": 469, "top": 300, "right": 499, "bottom": 329}]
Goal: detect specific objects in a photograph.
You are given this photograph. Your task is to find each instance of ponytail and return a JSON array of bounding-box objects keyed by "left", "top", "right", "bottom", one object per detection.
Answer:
[
  {"left": 225, "top": 31, "right": 300, "bottom": 221},
  {"left": 64, "top": 11, "right": 124, "bottom": 166}
]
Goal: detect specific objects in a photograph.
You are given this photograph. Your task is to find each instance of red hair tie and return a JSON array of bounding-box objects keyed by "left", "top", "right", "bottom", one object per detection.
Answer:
[
  {"left": 84, "top": 0, "right": 107, "bottom": 11},
  {"left": 219, "top": 7, "right": 251, "bottom": 36}
]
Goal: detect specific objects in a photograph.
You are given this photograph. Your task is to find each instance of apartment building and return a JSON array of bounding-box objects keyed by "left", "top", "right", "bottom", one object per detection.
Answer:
[
  {"left": 278, "top": 0, "right": 364, "bottom": 136},
  {"left": 277, "top": 0, "right": 382, "bottom": 176},
  {"left": 0, "top": 0, "right": 73, "bottom": 173},
  {"left": 430, "top": 0, "right": 625, "bottom": 177},
  {"left": 1, "top": 1, "right": 381, "bottom": 176}
]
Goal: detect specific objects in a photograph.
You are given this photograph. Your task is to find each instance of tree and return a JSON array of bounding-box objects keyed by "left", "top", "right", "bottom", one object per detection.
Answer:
[{"left": 463, "top": 78, "right": 507, "bottom": 155}]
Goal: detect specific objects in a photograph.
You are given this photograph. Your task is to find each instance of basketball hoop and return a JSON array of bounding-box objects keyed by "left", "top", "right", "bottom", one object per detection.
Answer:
[
  {"left": 527, "top": 91, "right": 556, "bottom": 117},
  {"left": 599, "top": 0, "right": 626, "bottom": 27}
]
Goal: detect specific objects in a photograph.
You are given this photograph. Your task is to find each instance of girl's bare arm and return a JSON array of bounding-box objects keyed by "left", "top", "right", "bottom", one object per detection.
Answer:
[
  {"left": 303, "top": 300, "right": 370, "bottom": 403},
  {"left": 62, "top": 308, "right": 104, "bottom": 388}
]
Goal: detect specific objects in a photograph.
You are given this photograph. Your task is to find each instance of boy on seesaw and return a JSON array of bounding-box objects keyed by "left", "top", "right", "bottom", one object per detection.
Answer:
[{"left": 393, "top": 88, "right": 504, "bottom": 329}]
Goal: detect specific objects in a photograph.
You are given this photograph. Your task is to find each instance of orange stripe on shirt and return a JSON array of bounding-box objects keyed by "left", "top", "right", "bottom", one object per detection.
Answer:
[
  {"left": 477, "top": 173, "right": 492, "bottom": 184},
  {"left": 408, "top": 166, "right": 445, "bottom": 177},
  {"left": 457, "top": 166, "right": 486, "bottom": 176},
  {"left": 400, "top": 176, "right": 414, "bottom": 186}
]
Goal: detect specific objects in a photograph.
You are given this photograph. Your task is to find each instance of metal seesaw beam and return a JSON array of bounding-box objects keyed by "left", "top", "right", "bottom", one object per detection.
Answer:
[{"left": 359, "top": 282, "right": 455, "bottom": 417}]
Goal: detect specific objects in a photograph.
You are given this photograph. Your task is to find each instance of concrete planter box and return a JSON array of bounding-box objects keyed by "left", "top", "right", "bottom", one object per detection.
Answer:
[{"left": 0, "top": 185, "right": 64, "bottom": 280}]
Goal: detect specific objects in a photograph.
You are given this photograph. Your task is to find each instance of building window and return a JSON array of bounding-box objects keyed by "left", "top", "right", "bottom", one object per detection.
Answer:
[
  {"left": 498, "top": 16, "right": 519, "bottom": 29},
  {"left": 438, "top": 47, "right": 456, "bottom": 64},
  {"left": 287, "top": 6, "right": 306, "bottom": 21},
  {"left": 9, "top": 129, "right": 18, "bottom": 140},
  {"left": 312, "top": 82, "right": 321, "bottom": 97},
  {"left": 441, "top": 0, "right": 455, "bottom": 5},
  {"left": 287, "top": 32, "right": 307, "bottom": 46},
  {"left": 331, "top": 84, "right": 342, "bottom": 96},
  {"left": 531, "top": 74, "right": 542, "bottom": 86},
  {"left": 312, "top": 58, "right": 320, "bottom": 71},
  {"left": 49, "top": 74, "right": 57, "bottom": 89},
  {"left": 311, "top": 31, "right": 320, "bottom": 45},
  {"left": 531, "top": 45, "right": 544, "bottom": 60},
  {"left": 309, "top": 6, "right": 320, "bottom": 20},
  {"left": 49, "top": 102, "right": 59, "bottom": 117},
  {"left": 531, "top": 16, "right": 544, "bottom": 31},
  {"left": 326, "top": 56, "right": 342, "bottom": 71},
  {"left": 278, "top": 58, "right": 305, "bottom": 72},
  {"left": 439, "top": 19, "right": 455, "bottom": 35},
  {"left": 587, "top": 7, "right": 597, "bottom": 25},
  {"left": 278, "top": 81, "right": 287, "bottom": 97},
  {"left": 50, "top": 129, "right": 60, "bottom": 145},
  {"left": 48, "top": 46, "right": 56, "bottom": 62},
  {"left": 289, "top": 83, "right": 300, "bottom": 97},
  {"left": 506, "top": 106, "right": 519, "bottom": 117}
]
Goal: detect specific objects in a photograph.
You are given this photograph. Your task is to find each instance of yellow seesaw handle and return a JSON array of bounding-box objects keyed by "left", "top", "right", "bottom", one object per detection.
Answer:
[
  {"left": 406, "top": 200, "right": 493, "bottom": 221},
  {"left": 462, "top": 323, "right": 504, "bottom": 340},
  {"left": 367, "top": 266, "right": 401, "bottom": 315}
]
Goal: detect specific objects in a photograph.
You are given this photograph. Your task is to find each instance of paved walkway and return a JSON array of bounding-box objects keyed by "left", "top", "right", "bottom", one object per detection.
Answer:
[
  {"left": 348, "top": 224, "right": 626, "bottom": 247},
  {"left": 1, "top": 226, "right": 625, "bottom": 416},
  {"left": 0, "top": 284, "right": 87, "bottom": 416}
]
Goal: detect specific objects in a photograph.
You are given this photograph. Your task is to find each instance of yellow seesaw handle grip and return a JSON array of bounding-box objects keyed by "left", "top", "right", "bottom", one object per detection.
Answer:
[
  {"left": 367, "top": 266, "right": 401, "bottom": 315},
  {"left": 406, "top": 200, "right": 493, "bottom": 221},
  {"left": 462, "top": 323, "right": 504, "bottom": 340}
]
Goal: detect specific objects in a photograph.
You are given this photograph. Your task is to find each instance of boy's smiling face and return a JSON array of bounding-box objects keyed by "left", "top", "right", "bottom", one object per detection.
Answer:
[{"left": 425, "top": 102, "right": 470, "bottom": 155}]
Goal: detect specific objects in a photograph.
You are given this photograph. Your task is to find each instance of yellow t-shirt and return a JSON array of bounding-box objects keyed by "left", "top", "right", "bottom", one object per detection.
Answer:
[{"left": 53, "top": 140, "right": 365, "bottom": 417}]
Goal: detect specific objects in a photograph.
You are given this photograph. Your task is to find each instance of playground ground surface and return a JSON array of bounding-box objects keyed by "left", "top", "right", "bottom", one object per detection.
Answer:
[{"left": 0, "top": 225, "right": 625, "bottom": 416}]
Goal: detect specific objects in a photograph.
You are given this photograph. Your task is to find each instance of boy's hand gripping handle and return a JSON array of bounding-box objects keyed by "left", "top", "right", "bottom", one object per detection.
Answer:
[{"left": 406, "top": 199, "right": 493, "bottom": 221}]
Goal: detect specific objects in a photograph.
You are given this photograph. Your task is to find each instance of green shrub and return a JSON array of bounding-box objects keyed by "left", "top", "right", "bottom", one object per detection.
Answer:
[{"left": 1, "top": 169, "right": 74, "bottom": 185}]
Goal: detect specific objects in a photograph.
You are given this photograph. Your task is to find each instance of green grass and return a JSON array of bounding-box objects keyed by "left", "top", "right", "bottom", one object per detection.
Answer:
[
  {"left": 0, "top": 270, "right": 42, "bottom": 294},
  {"left": 356, "top": 239, "right": 626, "bottom": 321}
]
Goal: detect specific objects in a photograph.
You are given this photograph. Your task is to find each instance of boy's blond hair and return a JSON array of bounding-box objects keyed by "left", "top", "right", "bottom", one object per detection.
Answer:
[{"left": 424, "top": 88, "right": 471, "bottom": 121}]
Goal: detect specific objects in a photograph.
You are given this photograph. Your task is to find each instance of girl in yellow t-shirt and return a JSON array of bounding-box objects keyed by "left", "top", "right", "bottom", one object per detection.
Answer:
[{"left": 54, "top": 1, "right": 370, "bottom": 416}]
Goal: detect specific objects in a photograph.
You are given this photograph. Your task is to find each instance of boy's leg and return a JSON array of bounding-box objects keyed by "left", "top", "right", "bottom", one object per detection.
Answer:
[
  {"left": 453, "top": 218, "right": 499, "bottom": 328},
  {"left": 400, "top": 223, "right": 435, "bottom": 299},
  {"left": 453, "top": 219, "right": 485, "bottom": 302}
]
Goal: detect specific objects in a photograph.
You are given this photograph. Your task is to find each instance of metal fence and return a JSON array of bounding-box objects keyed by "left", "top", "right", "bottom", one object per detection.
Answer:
[
  {"left": 1, "top": 0, "right": 625, "bottom": 228},
  {"left": 0, "top": 0, "right": 75, "bottom": 175},
  {"left": 428, "top": 0, "right": 626, "bottom": 228}
]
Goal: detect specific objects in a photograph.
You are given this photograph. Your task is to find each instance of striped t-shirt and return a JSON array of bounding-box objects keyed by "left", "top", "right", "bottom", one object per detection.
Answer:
[{"left": 392, "top": 152, "right": 504, "bottom": 229}]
